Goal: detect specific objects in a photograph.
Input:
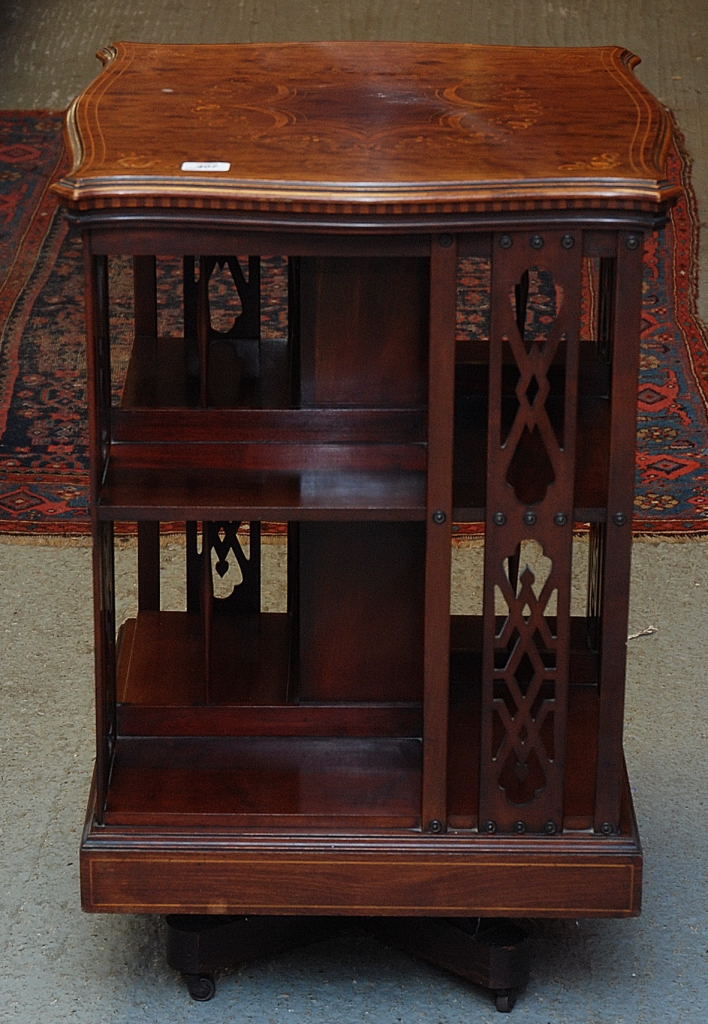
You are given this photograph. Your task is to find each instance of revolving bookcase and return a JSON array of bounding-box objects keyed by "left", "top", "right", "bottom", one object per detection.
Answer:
[{"left": 53, "top": 42, "right": 678, "bottom": 1011}]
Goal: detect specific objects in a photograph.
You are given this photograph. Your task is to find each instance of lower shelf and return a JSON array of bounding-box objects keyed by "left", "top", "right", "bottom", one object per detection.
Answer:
[
  {"left": 109, "top": 610, "right": 602, "bottom": 831},
  {"left": 104, "top": 735, "right": 422, "bottom": 829}
]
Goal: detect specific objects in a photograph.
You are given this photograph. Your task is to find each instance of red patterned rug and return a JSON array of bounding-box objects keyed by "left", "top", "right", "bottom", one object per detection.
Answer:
[{"left": 1, "top": 110, "right": 707, "bottom": 536}]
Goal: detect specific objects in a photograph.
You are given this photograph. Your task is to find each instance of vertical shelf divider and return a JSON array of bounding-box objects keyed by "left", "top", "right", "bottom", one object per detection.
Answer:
[
  {"left": 132, "top": 256, "right": 161, "bottom": 611},
  {"left": 422, "top": 234, "right": 458, "bottom": 831},
  {"left": 85, "top": 249, "right": 116, "bottom": 823},
  {"left": 593, "top": 233, "right": 645, "bottom": 834}
]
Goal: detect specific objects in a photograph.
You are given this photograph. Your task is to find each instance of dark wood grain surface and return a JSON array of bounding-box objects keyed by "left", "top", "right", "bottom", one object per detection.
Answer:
[{"left": 54, "top": 41, "right": 678, "bottom": 214}]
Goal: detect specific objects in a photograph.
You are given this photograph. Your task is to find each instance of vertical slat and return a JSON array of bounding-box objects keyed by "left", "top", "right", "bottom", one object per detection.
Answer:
[
  {"left": 132, "top": 254, "right": 157, "bottom": 339},
  {"left": 286, "top": 520, "right": 300, "bottom": 704},
  {"left": 287, "top": 257, "right": 301, "bottom": 403},
  {"left": 246, "top": 256, "right": 262, "bottom": 341},
  {"left": 85, "top": 250, "right": 111, "bottom": 494},
  {"left": 197, "top": 256, "right": 211, "bottom": 406},
  {"left": 137, "top": 521, "right": 161, "bottom": 611},
  {"left": 586, "top": 521, "right": 605, "bottom": 653},
  {"left": 185, "top": 520, "right": 201, "bottom": 613},
  {"left": 93, "top": 520, "right": 116, "bottom": 824},
  {"left": 201, "top": 521, "right": 214, "bottom": 703},
  {"left": 84, "top": 247, "right": 115, "bottom": 823},
  {"left": 593, "top": 232, "right": 644, "bottom": 834},
  {"left": 421, "top": 234, "right": 458, "bottom": 832},
  {"left": 597, "top": 256, "right": 616, "bottom": 365},
  {"left": 246, "top": 521, "right": 262, "bottom": 613},
  {"left": 132, "top": 256, "right": 161, "bottom": 610}
]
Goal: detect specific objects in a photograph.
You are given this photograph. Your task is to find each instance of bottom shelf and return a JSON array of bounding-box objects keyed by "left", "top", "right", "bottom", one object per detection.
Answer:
[
  {"left": 105, "top": 693, "right": 599, "bottom": 831},
  {"left": 105, "top": 608, "right": 604, "bottom": 831},
  {"left": 104, "top": 736, "right": 422, "bottom": 829}
]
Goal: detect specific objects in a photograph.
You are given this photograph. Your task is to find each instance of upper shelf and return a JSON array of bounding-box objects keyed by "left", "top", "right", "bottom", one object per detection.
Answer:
[{"left": 52, "top": 42, "right": 678, "bottom": 219}]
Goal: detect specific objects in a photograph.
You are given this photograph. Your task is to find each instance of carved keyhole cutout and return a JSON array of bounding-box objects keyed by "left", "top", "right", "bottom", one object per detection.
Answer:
[
  {"left": 207, "top": 258, "right": 244, "bottom": 335},
  {"left": 202, "top": 522, "right": 247, "bottom": 602},
  {"left": 512, "top": 267, "right": 563, "bottom": 347},
  {"left": 211, "top": 546, "right": 244, "bottom": 599},
  {"left": 502, "top": 540, "right": 555, "bottom": 610}
]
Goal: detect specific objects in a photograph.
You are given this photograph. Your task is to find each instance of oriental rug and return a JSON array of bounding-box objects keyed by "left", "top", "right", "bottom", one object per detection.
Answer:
[{"left": 1, "top": 111, "right": 707, "bottom": 536}]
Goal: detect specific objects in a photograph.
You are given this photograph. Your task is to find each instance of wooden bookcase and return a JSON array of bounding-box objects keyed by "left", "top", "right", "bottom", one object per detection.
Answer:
[{"left": 53, "top": 41, "right": 678, "bottom": 1007}]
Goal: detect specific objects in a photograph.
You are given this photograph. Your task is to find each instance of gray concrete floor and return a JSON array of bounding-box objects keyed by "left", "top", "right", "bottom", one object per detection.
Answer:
[
  {"left": 1, "top": 2, "right": 707, "bottom": 1022},
  {"left": 1, "top": 539, "right": 707, "bottom": 1022}
]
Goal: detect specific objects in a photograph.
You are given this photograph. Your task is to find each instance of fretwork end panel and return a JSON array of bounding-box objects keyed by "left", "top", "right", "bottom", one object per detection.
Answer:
[{"left": 479, "top": 231, "right": 584, "bottom": 835}]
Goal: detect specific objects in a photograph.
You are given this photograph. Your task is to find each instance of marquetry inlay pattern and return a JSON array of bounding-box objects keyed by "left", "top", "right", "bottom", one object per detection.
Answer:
[{"left": 54, "top": 42, "right": 678, "bottom": 215}]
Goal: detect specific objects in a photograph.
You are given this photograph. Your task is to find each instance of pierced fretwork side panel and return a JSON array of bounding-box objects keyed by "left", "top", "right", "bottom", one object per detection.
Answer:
[
  {"left": 202, "top": 521, "right": 261, "bottom": 613},
  {"left": 184, "top": 521, "right": 262, "bottom": 697},
  {"left": 492, "top": 540, "right": 559, "bottom": 811},
  {"left": 479, "top": 231, "right": 583, "bottom": 835},
  {"left": 188, "top": 520, "right": 261, "bottom": 616},
  {"left": 183, "top": 255, "right": 262, "bottom": 405}
]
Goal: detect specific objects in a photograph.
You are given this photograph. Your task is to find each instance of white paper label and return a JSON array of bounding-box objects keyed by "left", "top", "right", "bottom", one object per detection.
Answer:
[{"left": 180, "top": 161, "right": 231, "bottom": 172}]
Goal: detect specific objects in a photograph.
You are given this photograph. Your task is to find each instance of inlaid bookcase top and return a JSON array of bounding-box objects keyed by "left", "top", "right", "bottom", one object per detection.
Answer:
[{"left": 53, "top": 41, "right": 677, "bottom": 217}]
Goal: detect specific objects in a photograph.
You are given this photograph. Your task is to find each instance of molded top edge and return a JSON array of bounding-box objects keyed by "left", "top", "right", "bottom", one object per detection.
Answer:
[{"left": 53, "top": 41, "right": 677, "bottom": 217}]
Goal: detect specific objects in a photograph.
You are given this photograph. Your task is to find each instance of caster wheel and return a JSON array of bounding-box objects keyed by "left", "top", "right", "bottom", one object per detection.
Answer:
[
  {"left": 185, "top": 973, "right": 216, "bottom": 1001},
  {"left": 494, "top": 988, "right": 517, "bottom": 1013}
]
